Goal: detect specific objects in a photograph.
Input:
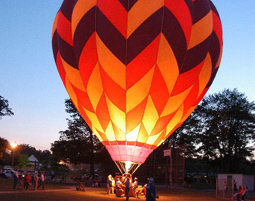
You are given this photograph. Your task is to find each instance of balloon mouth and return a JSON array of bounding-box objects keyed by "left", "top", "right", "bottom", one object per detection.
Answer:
[{"left": 114, "top": 161, "right": 141, "bottom": 175}]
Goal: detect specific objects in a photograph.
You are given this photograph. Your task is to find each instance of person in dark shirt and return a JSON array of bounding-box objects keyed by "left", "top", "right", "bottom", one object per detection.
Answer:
[
  {"left": 125, "top": 176, "right": 130, "bottom": 201},
  {"left": 146, "top": 178, "right": 156, "bottom": 201}
]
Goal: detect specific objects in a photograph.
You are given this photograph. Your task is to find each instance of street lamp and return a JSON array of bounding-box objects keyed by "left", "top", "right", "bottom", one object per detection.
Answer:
[{"left": 10, "top": 141, "right": 17, "bottom": 169}]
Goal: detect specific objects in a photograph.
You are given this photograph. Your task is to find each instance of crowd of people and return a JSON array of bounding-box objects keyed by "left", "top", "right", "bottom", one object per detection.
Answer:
[
  {"left": 12, "top": 169, "right": 45, "bottom": 191},
  {"left": 106, "top": 174, "right": 157, "bottom": 201}
]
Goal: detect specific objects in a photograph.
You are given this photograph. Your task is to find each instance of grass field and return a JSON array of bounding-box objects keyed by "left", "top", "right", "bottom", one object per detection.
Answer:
[
  {"left": 1, "top": 178, "right": 255, "bottom": 201},
  {"left": 0, "top": 177, "right": 73, "bottom": 191}
]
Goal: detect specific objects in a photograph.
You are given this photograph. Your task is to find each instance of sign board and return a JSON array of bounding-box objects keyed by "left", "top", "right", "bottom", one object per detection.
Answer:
[{"left": 164, "top": 149, "right": 171, "bottom": 157}]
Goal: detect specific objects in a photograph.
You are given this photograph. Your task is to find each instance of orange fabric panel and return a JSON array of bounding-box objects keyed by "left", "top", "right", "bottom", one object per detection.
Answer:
[
  {"left": 96, "top": 34, "right": 126, "bottom": 90},
  {"left": 100, "top": 66, "right": 126, "bottom": 112},
  {"left": 97, "top": 0, "right": 128, "bottom": 38},
  {"left": 137, "top": 123, "right": 149, "bottom": 143},
  {"left": 72, "top": 0, "right": 97, "bottom": 38},
  {"left": 150, "top": 65, "right": 171, "bottom": 115},
  {"left": 164, "top": 0, "right": 193, "bottom": 44},
  {"left": 127, "top": 35, "right": 160, "bottom": 89},
  {"left": 157, "top": 34, "right": 179, "bottom": 94},
  {"left": 56, "top": 52, "right": 66, "bottom": 84},
  {"left": 52, "top": 12, "right": 59, "bottom": 38},
  {"left": 127, "top": 0, "right": 164, "bottom": 38},
  {"left": 212, "top": 12, "right": 223, "bottom": 47},
  {"left": 57, "top": 11, "right": 73, "bottom": 46},
  {"left": 188, "top": 11, "right": 213, "bottom": 50},
  {"left": 171, "top": 60, "right": 204, "bottom": 96},
  {"left": 150, "top": 113, "right": 175, "bottom": 136},
  {"left": 79, "top": 33, "right": 98, "bottom": 89},
  {"left": 96, "top": 94, "right": 110, "bottom": 131},
  {"left": 72, "top": 86, "right": 94, "bottom": 113},
  {"left": 153, "top": 129, "right": 166, "bottom": 146},
  {"left": 111, "top": 121, "right": 126, "bottom": 141},
  {"left": 182, "top": 81, "right": 199, "bottom": 115},
  {"left": 126, "top": 98, "right": 147, "bottom": 134}
]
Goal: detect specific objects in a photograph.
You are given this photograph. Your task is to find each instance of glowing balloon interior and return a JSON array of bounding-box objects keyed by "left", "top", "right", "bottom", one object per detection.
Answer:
[{"left": 52, "top": 0, "right": 223, "bottom": 174}]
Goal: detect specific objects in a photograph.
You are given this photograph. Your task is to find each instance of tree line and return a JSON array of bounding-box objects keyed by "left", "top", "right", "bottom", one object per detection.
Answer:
[
  {"left": 1, "top": 89, "right": 255, "bottom": 178},
  {"left": 51, "top": 89, "right": 255, "bottom": 177}
]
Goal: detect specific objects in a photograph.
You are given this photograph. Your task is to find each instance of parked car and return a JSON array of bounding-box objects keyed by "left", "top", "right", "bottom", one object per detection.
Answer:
[{"left": 0, "top": 170, "right": 14, "bottom": 178}]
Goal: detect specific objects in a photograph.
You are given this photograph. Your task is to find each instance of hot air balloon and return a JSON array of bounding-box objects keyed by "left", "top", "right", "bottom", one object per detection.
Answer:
[{"left": 52, "top": 0, "right": 223, "bottom": 174}]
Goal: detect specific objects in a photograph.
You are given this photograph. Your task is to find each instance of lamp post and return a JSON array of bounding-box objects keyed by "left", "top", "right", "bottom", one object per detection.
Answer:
[{"left": 10, "top": 141, "right": 17, "bottom": 169}]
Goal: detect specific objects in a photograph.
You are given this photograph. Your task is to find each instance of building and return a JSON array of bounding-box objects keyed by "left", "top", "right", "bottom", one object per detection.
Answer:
[
  {"left": 218, "top": 174, "right": 255, "bottom": 191},
  {"left": 28, "top": 155, "right": 40, "bottom": 169}
]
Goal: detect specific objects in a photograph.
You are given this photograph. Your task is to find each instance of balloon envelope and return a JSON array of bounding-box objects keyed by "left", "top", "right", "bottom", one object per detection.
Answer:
[{"left": 52, "top": 0, "right": 223, "bottom": 173}]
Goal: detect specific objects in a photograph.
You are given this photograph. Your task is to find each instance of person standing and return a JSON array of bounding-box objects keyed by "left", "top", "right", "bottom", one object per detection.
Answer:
[
  {"left": 133, "top": 177, "right": 138, "bottom": 198},
  {"left": 37, "top": 171, "right": 45, "bottom": 190},
  {"left": 111, "top": 177, "right": 115, "bottom": 194},
  {"left": 24, "top": 173, "right": 31, "bottom": 190},
  {"left": 107, "top": 174, "right": 112, "bottom": 194},
  {"left": 125, "top": 176, "right": 130, "bottom": 201},
  {"left": 34, "top": 172, "right": 39, "bottom": 190},
  {"left": 146, "top": 178, "right": 156, "bottom": 201},
  {"left": 12, "top": 169, "right": 19, "bottom": 189},
  {"left": 18, "top": 173, "right": 23, "bottom": 189}
]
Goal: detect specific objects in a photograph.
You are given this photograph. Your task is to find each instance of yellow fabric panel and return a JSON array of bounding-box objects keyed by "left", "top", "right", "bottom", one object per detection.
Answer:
[
  {"left": 198, "top": 54, "right": 212, "bottom": 96},
  {"left": 96, "top": 34, "right": 126, "bottom": 89},
  {"left": 87, "top": 62, "right": 103, "bottom": 111},
  {"left": 153, "top": 130, "right": 166, "bottom": 146},
  {"left": 156, "top": 139, "right": 165, "bottom": 148},
  {"left": 92, "top": 128, "right": 103, "bottom": 142},
  {"left": 61, "top": 56, "right": 86, "bottom": 92},
  {"left": 83, "top": 106, "right": 104, "bottom": 133},
  {"left": 105, "top": 122, "right": 116, "bottom": 141},
  {"left": 112, "top": 122, "right": 126, "bottom": 141},
  {"left": 142, "top": 95, "right": 159, "bottom": 135},
  {"left": 52, "top": 12, "right": 59, "bottom": 38},
  {"left": 65, "top": 76, "right": 78, "bottom": 108},
  {"left": 161, "top": 86, "right": 192, "bottom": 117},
  {"left": 126, "top": 66, "right": 155, "bottom": 113},
  {"left": 180, "top": 106, "right": 196, "bottom": 123},
  {"left": 105, "top": 95, "right": 126, "bottom": 133},
  {"left": 165, "top": 104, "right": 184, "bottom": 135},
  {"left": 146, "top": 133, "right": 161, "bottom": 145},
  {"left": 188, "top": 11, "right": 213, "bottom": 50},
  {"left": 95, "top": 129, "right": 109, "bottom": 142},
  {"left": 137, "top": 123, "right": 149, "bottom": 143},
  {"left": 127, "top": 0, "right": 164, "bottom": 38},
  {"left": 126, "top": 124, "right": 140, "bottom": 141},
  {"left": 157, "top": 34, "right": 179, "bottom": 94},
  {"left": 72, "top": 0, "right": 97, "bottom": 38}
]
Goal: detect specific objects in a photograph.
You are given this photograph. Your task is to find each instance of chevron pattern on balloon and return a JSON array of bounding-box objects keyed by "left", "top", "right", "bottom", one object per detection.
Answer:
[{"left": 52, "top": 0, "right": 223, "bottom": 164}]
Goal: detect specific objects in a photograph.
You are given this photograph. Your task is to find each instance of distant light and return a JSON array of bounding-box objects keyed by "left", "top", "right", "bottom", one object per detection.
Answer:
[
  {"left": 58, "top": 160, "right": 65, "bottom": 165},
  {"left": 10, "top": 141, "right": 17, "bottom": 149}
]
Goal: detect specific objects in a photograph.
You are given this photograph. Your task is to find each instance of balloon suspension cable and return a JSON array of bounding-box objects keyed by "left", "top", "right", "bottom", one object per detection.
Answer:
[{"left": 114, "top": 161, "right": 141, "bottom": 175}]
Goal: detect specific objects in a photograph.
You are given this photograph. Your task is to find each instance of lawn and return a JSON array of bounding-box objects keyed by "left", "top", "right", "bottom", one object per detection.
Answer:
[
  {"left": 0, "top": 177, "right": 73, "bottom": 191},
  {"left": 1, "top": 178, "right": 255, "bottom": 201},
  {"left": 0, "top": 177, "right": 221, "bottom": 201}
]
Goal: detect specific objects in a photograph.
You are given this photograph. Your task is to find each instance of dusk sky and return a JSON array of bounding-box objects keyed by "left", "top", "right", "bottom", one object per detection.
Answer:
[{"left": 0, "top": 1, "right": 254, "bottom": 151}]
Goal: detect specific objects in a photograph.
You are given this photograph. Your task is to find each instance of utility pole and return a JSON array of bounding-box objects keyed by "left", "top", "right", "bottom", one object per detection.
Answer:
[
  {"left": 164, "top": 142, "right": 172, "bottom": 190},
  {"left": 169, "top": 143, "right": 172, "bottom": 190}
]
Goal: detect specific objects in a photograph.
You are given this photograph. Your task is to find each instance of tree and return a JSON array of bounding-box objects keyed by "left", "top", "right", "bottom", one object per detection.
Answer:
[
  {"left": 0, "top": 137, "right": 10, "bottom": 165},
  {"left": 0, "top": 96, "right": 14, "bottom": 119},
  {"left": 51, "top": 99, "right": 104, "bottom": 176},
  {"left": 194, "top": 89, "right": 255, "bottom": 173},
  {"left": 18, "top": 154, "right": 30, "bottom": 169}
]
